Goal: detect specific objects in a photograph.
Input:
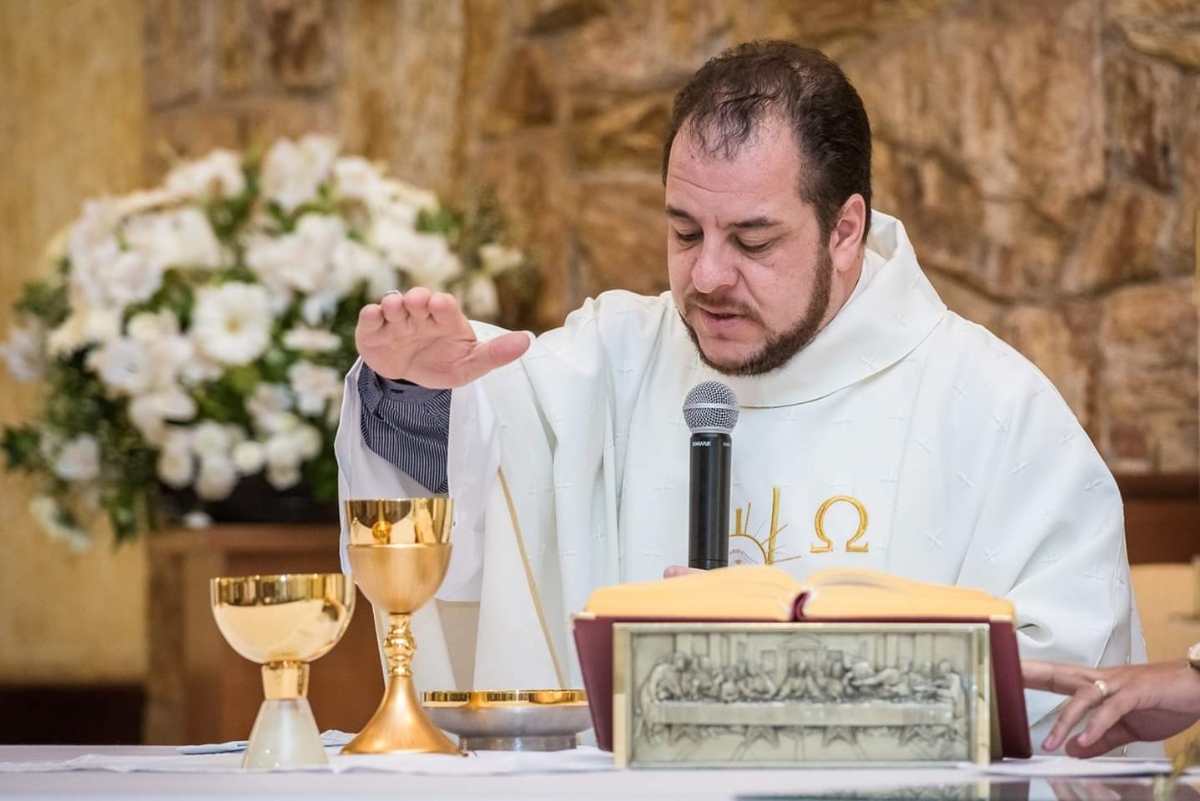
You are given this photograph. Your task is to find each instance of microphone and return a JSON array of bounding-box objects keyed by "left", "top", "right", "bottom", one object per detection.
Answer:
[{"left": 683, "top": 381, "right": 739, "bottom": 570}]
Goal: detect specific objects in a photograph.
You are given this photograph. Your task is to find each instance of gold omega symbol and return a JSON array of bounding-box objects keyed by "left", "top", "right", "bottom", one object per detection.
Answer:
[{"left": 811, "top": 495, "right": 869, "bottom": 554}]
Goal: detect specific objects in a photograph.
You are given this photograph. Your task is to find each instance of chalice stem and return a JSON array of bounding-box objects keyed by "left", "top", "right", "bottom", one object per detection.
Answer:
[
  {"left": 340, "top": 610, "right": 461, "bottom": 755},
  {"left": 384, "top": 612, "right": 416, "bottom": 677},
  {"left": 243, "top": 661, "right": 326, "bottom": 769}
]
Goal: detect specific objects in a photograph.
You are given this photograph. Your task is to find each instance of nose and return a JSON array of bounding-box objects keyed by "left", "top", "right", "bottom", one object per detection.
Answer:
[{"left": 690, "top": 240, "right": 738, "bottom": 295}]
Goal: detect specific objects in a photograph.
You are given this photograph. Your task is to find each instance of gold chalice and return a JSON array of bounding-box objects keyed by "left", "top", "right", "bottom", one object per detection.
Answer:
[
  {"left": 341, "top": 498, "right": 460, "bottom": 755},
  {"left": 210, "top": 573, "right": 355, "bottom": 769}
]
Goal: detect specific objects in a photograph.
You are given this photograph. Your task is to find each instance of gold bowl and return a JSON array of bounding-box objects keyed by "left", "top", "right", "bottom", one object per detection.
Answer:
[
  {"left": 210, "top": 573, "right": 355, "bottom": 768},
  {"left": 344, "top": 497, "right": 453, "bottom": 545},
  {"left": 423, "top": 690, "right": 593, "bottom": 752}
]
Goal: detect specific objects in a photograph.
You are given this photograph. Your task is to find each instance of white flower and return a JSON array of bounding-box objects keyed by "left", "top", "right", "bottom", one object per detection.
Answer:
[
  {"left": 29, "top": 495, "right": 89, "bottom": 552},
  {"left": 326, "top": 383, "right": 345, "bottom": 426},
  {"left": 333, "top": 157, "right": 389, "bottom": 205},
  {"left": 70, "top": 240, "right": 164, "bottom": 311},
  {"left": 263, "top": 429, "right": 310, "bottom": 490},
  {"left": 127, "top": 309, "right": 180, "bottom": 342},
  {"left": 53, "top": 435, "right": 101, "bottom": 482},
  {"left": 232, "top": 440, "right": 266, "bottom": 475},
  {"left": 479, "top": 243, "right": 523, "bottom": 276},
  {"left": 69, "top": 199, "right": 123, "bottom": 261},
  {"left": 178, "top": 352, "right": 223, "bottom": 386},
  {"left": 264, "top": 433, "right": 301, "bottom": 471},
  {"left": 372, "top": 222, "right": 462, "bottom": 288},
  {"left": 124, "top": 208, "right": 222, "bottom": 270},
  {"left": 294, "top": 424, "right": 323, "bottom": 460},
  {"left": 460, "top": 274, "right": 500, "bottom": 319},
  {"left": 191, "top": 421, "right": 234, "bottom": 460},
  {"left": 165, "top": 150, "right": 246, "bottom": 200},
  {"left": 248, "top": 383, "right": 293, "bottom": 423},
  {"left": 282, "top": 326, "right": 341, "bottom": 354},
  {"left": 87, "top": 338, "right": 154, "bottom": 395},
  {"left": 47, "top": 303, "right": 122, "bottom": 356},
  {"left": 126, "top": 310, "right": 196, "bottom": 390},
  {"left": 384, "top": 179, "right": 440, "bottom": 216},
  {"left": 195, "top": 456, "right": 238, "bottom": 501},
  {"left": 288, "top": 361, "right": 342, "bottom": 417},
  {"left": 260, "top": 135, "right": 338, "bottom": 212},
  {"left": 182, "top": 511, "right": 212, "bottom": 529},
  {"left": 130, "top": 389, "right": 196, "bottom": 446},
  {"left": 114, "top": 187, "right": 182, "bottom": 217},
  {"left": 0, "top": 320, "right": 45, "bottom": 382},
  {"left": 266, "top": 462, "right": 302, "bottom": 490},
  {"left": 157, "top": 429, "right": 195, "bottom": 488},
  {"left": 333, "top": 238, "right": 395, "bottom": 298},
  {"left": 191, "top": 283, "right": 272, "bottom": 366},
  {"left": 245, "top": 214, "right": 357, "bottom": 323}
]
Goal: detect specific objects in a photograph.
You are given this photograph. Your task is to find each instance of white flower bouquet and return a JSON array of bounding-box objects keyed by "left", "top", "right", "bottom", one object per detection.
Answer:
[{"left": 1, "top": 136, "right": 533, "bottom": 548}]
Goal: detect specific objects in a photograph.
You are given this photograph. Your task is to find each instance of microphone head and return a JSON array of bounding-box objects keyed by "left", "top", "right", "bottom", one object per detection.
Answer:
[{"left": 683, "top": 381, "right": 739, "bottom": 433}]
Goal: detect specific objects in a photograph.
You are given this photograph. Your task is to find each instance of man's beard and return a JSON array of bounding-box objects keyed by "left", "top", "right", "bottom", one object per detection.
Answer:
[{"left": 681, "top": 247, "right": 833, "bottom": 377}]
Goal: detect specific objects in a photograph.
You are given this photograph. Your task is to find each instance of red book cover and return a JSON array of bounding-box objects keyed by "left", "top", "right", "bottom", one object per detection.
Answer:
[{"left": 572, "top": 609, "right": 1031, "bottom": 759}]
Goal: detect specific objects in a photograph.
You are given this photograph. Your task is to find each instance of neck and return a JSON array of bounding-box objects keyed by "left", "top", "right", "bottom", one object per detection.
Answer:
[{"left": 816, "top": 249, "right": 865, "bottom": 333}]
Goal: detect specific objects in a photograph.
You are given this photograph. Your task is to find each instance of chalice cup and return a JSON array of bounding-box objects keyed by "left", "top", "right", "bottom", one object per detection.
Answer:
[
  {"left": 210, "top": 574, "right": 355, "bottom": 769},
  {"left": 341, "top": 498, "right": 460, "bottom": 755}
]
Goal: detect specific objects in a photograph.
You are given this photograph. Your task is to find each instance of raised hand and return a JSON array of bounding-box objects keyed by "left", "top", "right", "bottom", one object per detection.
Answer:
[{"left": 355, "top": 288, "right": 531, "bottom": 389}]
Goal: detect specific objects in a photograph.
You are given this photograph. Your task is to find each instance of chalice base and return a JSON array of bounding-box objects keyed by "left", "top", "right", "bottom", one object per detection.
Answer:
[
  {"left": 243, "top": 698, "right": 329, "bottom": 769},
  {"left": 342, "top": 674, "right": 461, "bottom": 756}
]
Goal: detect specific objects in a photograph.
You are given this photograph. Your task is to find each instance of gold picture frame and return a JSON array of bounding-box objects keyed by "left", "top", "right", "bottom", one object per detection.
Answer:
[{"left": 613, "top": 621, "right": 992, "bottom": 769}]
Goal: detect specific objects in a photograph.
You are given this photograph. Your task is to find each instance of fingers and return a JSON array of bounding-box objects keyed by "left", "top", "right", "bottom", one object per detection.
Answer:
[
  {"left": 403, "top": 287, "right": 433, "bottom": 321},
  {"left": 663, "top": 565, "right": 702, "bottom": 578},
  {"left": 1024, "top": 661, "right": 1097, "bottom": 696},
  {"left": 455, "top": 332, "right": 531, "bottom": 385},
  {"left": 1022, "top": 661, "right": 1057, "bottom": 692},
  {"left": 1065, "top": 723, "right": 1135, "bottom": 760},
  {"left": 1075, "top": 690, "right": 1138, "bottom": 751},
  {"left": 427, "top": 292, "right": 463, "bottom": 325},
  {"left": 1043, "top": 681, "right": 1108, "bottom": 752},
  {"left": 357, "top": 303, "right": 385, "bottom": 332},
  {"left": 381, "top": 291, "right": 407, "bottom": 323}
]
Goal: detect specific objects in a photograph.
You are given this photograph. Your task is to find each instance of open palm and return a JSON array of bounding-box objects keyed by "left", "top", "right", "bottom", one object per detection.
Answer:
[{"left": 355, "top": 288, "right": 530, "bottom": 389}]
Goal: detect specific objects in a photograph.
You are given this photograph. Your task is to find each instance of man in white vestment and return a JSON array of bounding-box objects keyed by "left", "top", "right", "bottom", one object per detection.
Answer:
[{"left": 335, "top": 41, "right": 1142, "bottom": 747}]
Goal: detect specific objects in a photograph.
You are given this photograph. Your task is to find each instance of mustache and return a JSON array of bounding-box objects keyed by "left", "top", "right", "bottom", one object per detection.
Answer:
[{"left": 683, "top": 290, "right": 761, "bottom": 323}]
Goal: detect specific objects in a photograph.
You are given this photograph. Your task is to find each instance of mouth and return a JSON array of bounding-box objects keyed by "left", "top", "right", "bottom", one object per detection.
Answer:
[{"left": 692, "top": 304, "right": 750, "bottom": 336}]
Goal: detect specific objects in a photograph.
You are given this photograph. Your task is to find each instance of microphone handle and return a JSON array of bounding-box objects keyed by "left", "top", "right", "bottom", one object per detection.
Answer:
[{"left": 688, "top": 431, "right": 731, "bottom": 570}]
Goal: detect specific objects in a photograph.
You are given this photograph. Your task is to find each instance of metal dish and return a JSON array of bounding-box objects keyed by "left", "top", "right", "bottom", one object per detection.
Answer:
[{"left": 422, "top": 689, "right": 592, "bottom": 752}]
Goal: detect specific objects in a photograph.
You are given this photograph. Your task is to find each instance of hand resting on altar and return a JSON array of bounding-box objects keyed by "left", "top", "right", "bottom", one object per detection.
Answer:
[
  {"left": 1022, "top": 657, "right": 1200, "bottom": 757},
  {"left": 356, "top": 287, "right": 530, "bottom": 389}
]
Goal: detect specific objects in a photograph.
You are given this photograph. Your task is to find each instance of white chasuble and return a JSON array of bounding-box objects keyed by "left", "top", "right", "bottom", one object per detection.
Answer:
[{"left": 336, "top": 213, "right": 1141, "bottom": 744}]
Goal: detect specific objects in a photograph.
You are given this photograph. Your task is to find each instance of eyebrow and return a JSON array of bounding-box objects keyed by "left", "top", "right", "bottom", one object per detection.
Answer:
[{"left": 665, "top": 206, "right": 782, "bottom": 231}]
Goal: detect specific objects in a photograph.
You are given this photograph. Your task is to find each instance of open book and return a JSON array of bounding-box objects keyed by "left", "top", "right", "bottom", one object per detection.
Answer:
[{"left": 572, "top": 565, "right": 1031, "bottom": 759}]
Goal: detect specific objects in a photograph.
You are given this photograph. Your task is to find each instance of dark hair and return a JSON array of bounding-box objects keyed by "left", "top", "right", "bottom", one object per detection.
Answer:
[{"left": 662, "top": 41, "right": 872, "bottom": 242}]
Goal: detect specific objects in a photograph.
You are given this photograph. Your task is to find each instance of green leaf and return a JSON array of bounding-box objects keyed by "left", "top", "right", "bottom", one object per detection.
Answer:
[{"left": 2, "top": 426, "right": 42, "bottom": 470}]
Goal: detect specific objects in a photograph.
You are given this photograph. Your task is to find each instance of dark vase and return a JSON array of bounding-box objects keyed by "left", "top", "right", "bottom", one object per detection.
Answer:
[{"left": 161, "top": 475, "right": 339, "bottom": 526}]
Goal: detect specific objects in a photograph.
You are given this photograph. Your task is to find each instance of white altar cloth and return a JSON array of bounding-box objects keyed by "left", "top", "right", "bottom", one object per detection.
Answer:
[{"left": 0, "top": 746, "right": 1196, "bottom": 801}]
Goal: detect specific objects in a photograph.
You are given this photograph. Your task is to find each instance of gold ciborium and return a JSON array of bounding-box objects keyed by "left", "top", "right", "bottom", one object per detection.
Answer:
[
  {"left": 210, "top": 573, "right": 355, "bottom": 768},
  {"left": 341, "top": 498, "right": 460, "bottom": 755}
]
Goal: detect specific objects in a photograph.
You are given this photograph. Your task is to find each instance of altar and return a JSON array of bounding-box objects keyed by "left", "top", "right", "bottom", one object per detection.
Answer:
[{"left": 1, "top": 744, "right": 1198, "bottom": 800}]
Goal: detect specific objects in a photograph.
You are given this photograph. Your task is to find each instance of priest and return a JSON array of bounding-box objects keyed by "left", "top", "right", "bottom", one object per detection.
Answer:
[{"left": 335, "top": 40, "right": 1142, "bottom": 745}]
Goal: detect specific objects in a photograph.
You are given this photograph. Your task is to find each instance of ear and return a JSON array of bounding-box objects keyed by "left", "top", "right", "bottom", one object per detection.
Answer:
[{"left": 829, "top": 194, "right": 867, "bottom": 273}]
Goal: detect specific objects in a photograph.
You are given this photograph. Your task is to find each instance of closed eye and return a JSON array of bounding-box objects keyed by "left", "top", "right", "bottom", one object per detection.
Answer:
[
  {"left": 736, "top": 239, "right": 772, "bottom": 254},
  {"left": 675, "top": 230, "right": 701, "bottom": 245}
]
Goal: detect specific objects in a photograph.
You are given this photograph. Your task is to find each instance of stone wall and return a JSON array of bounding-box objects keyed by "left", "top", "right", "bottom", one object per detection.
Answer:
[
  {"left": 145, "top": 0, "right": 1197, "bottom": 474},
  {"left": 0, "top": 0, "right": 1194, "bottom": 686},
  {"left": 0, "top": 0, "right": 149, "bottom": 683}
]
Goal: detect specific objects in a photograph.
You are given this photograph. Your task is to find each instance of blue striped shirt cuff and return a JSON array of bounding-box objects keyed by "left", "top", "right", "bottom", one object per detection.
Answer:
[{"left": 357, "top": 366, "right": 450, "bottom": 494}]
